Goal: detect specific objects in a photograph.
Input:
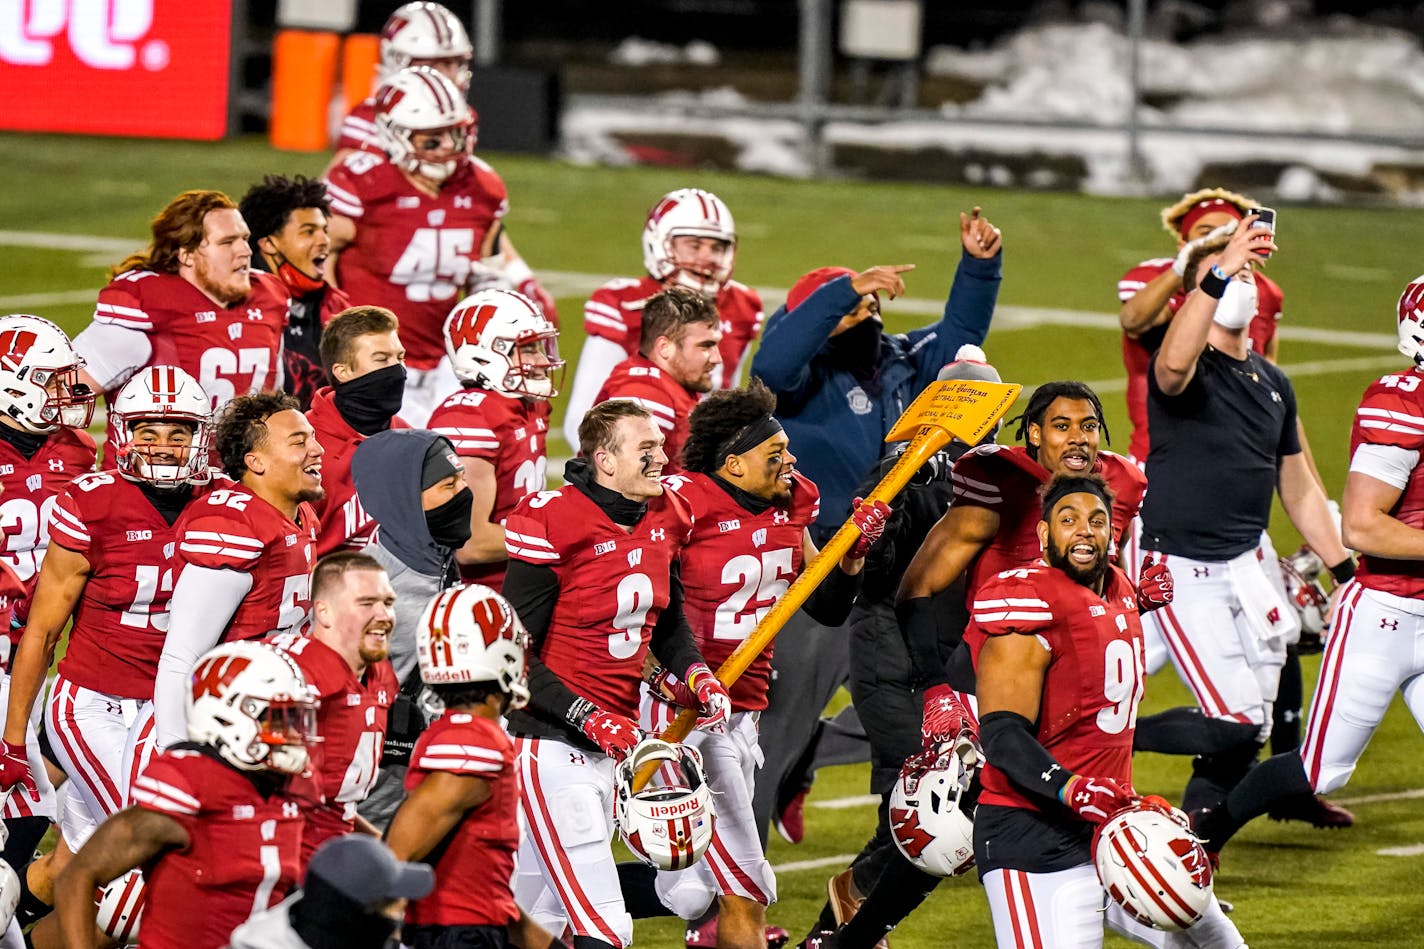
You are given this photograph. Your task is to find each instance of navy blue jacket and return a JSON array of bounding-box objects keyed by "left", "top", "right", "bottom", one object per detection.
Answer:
[{"left": 751, "top": 251, "right": 1001, "bottom": 542}]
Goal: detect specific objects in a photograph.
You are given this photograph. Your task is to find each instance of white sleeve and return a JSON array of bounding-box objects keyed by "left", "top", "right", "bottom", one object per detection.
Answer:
[
  {"left": 561, "top": 335, "right": 630, "bottom": 452},
  {"left": 1349, "top": 442, "right": 1419, "bottom": 491},
  {"left": 153, "top": 565, "right": 254, "bottom": 749},
  {"left": 73, "top": 321, "right": 152, "bottom": 391}
]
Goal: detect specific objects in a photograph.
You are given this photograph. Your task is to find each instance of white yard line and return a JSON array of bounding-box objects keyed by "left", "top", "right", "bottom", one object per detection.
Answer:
[
  {"left": 1377, "top": 844, "right": 1424, "bottom": 857},
  {"left": 0, "top": 290, "right": 101, "bottom": 309},
  {"left": 770, "top": 853, "right": 859, "bottom": 874},
  {"left": 1336, "top": 787, "right": 1424, "bottom": 807},
  {"left": 810, "top": 794, "right": 880, "bottom": 810}
]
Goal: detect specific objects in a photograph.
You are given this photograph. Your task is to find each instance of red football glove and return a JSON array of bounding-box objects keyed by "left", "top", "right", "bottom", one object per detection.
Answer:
[
  {"left": 579, "top": 709, "right": 644, "bottom": 762},
  {"left": 0, "top": 739, "right": 35, "bottom": 800},
  {"left": 1136, "top": 555, "right": 1174, "bottom": 614},
  {"left": 1061, "top": 774, "right": 1136, "bottom": 825},
  {"left": 648, "top": 665, "right": 697, "bottom": 708},
  {"left": 683, "top": 662, "right": 732, "bottom": 732},
  {"left": 848, "top": 497, "right": 893, "bottom": 559},
  {"left": 920, "top": 683, "right": 973, "bottom": 749},
  {"left": 518, "top": 278, "right": 560, "bottom": 328}
]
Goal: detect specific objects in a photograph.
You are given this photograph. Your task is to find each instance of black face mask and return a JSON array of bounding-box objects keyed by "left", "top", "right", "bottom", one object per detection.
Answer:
[
  {"left": 333, "top": 364, "right": 407, "bottom": 435},
  {"left": 425, "top": 487, "right": 474, "bottom": 550},
  {"left": 824, "top": 318, "right": 883, "bottom": 379}
]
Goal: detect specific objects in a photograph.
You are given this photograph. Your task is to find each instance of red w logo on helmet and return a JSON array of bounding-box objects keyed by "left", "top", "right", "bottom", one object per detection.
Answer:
[
  {"left": 448, "top": 304, "right": 498, "bottom": 349},
  {"left": 376, "top": 84, "right": 408, "bottom": 114},
  {"left": 890, "top": 805, "right": 935, "bottom": 858},
  {"left": 192, "top": 654, "right": 253, "bottom": 699},
  {"left": 0, "top": 330, "right": 38, "bottom": 371}
]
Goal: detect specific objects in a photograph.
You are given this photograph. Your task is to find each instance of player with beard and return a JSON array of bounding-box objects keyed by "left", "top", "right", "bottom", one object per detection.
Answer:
[
  {"left": 152, "top": 393, "right": 324, "bottom": 750},
  {"left": 629, "top": 380, "right": 886, "bottom": 949},
  {"left": 592, "top": 287, "right": 722, "bottom": 476},
  {"left": 969, "top": 474, "right": 1244, "bottom": 948},
  {"left": 269, "top": 552, "right": 399, "bottom": 860},
  {"left": 240, "top": 174, "right": 351, "bottom": 411},
  {"left": 74, "top": 190, "right": 290, "bottom": 463}
]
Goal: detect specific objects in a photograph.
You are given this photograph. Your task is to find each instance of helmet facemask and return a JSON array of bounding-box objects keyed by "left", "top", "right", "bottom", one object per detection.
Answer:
[{"left": 25, "top": 364, "right": 95, "bottom": 432}]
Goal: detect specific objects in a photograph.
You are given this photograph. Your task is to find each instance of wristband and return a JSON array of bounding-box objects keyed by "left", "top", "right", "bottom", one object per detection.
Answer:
[
  {"left": 1199, "top": 264, "right": 1231, "bottom": 300},
  {"left": 1329, "top": 558, "right": 1356, "bottom": 584},
  {"left": 565, "top": 696, "right": 596, "bottom": 728}
]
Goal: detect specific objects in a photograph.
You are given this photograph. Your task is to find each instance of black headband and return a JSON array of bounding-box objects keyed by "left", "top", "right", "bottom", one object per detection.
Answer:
[{"left": 717, "top": 414, "right": 785, "bottom": 464}]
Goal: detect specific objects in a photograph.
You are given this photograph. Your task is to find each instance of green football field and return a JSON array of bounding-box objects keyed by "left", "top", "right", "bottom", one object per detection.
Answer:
[{"left": 4, "top": 131, "right": 1424, "bottom": 945}]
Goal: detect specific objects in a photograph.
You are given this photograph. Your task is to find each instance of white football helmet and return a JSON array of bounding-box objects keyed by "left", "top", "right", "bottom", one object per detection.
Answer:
[
  {"left": 95, "top": 869, "right": 145, "bottom": 945},
  {"left": 641, "top": 189, "right": 737, "bottom": 297},
  {"left": 445, "top": 289, "right": 563, "bottom": 400},
  {"left": 889, "top": 736, "right": 980, "bottom": 877},
  {"left": 614, "top": 738, "right": 716, "bottom": 871},
  {"left": 380, "top": 2, "right": 473, "bottom": 90},
  {"left": 417, "top": 583, "right": 531, "bottom": 709},
  {"left": 1398, "top": 275, "right": 1424, "bottom": 367},
  {"left": 110, "top": 366, "right": 214, "bottom": 487},
  {"left": 186, "top": 641, "right": 319, "bottom": 776},
  {"left": 1094, "top": 800, "right": 1215, "bottom": 932},
  {"left": 1280, "top": 545, "right": 1330, "bottom": 638},
  {"left": 374, "top": 66, "right": 472, "bottom": 184},
  {"left": 0, "top": 314, "right": 95, "bottom": 433}
]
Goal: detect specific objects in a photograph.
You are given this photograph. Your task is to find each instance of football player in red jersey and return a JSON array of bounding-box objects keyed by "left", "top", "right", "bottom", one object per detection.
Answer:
[
  {"left": 73, "top": 190, "right": 290, "bottom": 465},
  {"left": 307, "top": 306, "right": 409, "bottom": 557},
  {"left": 153, "top": 393, "right": 323, "bottom": 749},
  {"left": 592, "top": 288, "right": 723, "bottom": 475},
  {"left": 0, "top": 314, "right": 96, "bottom": 842},
  {"left": 240, "top": 175, "right": 352, "bottom": 412},
  {"left": 269, "top": 552, "right": 398, "bottom": 860},
  {"left": 629, "top": 381, "right": 882, "bottom": 949},
  {"left": 331, "top": 2, "right": 475, "bottom": 167},
  {"left": 429, "top": 288, "right": 562, "bottom": 590},
  {"left": 325, "top": 65, "right": 556, "bottom": 427},
  {"left": 562, "top": 188, "right": 762, "bottom": 449},
  {"left": 55, "top": 641, "right": 317, "bottom": 949},
  {"left": 502, "top": 399, "right": 730, "bottom": 949},
  {"left": 0, "top": 366, "right": 211, "bottom": 918},
  {"left": 387, "top": 583, "right": 566, "bottom": 949},
  {"left": 970, "top": 475, "right": 1243, "bottom": 948}
]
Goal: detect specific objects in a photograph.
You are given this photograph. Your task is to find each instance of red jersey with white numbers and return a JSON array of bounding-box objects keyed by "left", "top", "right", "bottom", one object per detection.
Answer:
[
  {"left": 0, "top": 428, "right": 96, "bottom": 603},
  {"left": 584, "top": 276, "right": 764, "bottom": 388},
  {"left": 428, "top": 386, "right": 550, "bottom": 589},
  {"left": 504, "top": 483, "right": 694, "bottom": 717},
  {"left": 1117, "top": 259, "right": 1283, "bottom": 460},
  {"left": 173, "top": 488, "right": 318, "bottom": 642},
  {"left": 267, "top": 632, "right": 397, "bottom": 859},
  {"left": 88, "top": 270, "right": 288, "bottom": 462},
  {"left": 404, "top": 712, "right": 519, "bottom": 927},
  {"left": 49, "top": 473, "right": 200, "bottom": 699},
  {"left": 593, "top": 355, "right": 700, "bottom": 475},
  {"left": 129, "top": 746, "right": 304, "bottom": 949},
  {"left": 966, "top": 563, "right": 1145, "bottom": 812},
  {"left": 1349, "top": 367, "right": 1424, "bottom": 598},
  {"left": 324, "top": 153, "right": 509, "bottom": 368},
  {"left": 305, "top": 387, "right": 408, "bottom": 557},
  {"left": 949, "top": 446, "right": 1145, "bottom": 597},
  {"left": 674, "top": 471, "right": 818, "bottom": 711}
]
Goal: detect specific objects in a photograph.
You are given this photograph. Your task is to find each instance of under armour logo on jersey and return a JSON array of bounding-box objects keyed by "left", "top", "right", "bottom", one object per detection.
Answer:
[
  {"left": 282, "top": 801, "right": 300, "bottom": 818},
  {"left": 772, "top": 510, "right": 790, "bottom": 525},
  {"left": 752, "top": 528, "right": 768, "bottom": 548},
  {"left": 1270, "top": 390, "right": 1282, "bottom": 403},
  {"left": 25, "top": 474, "right": 40, "bottom": 492},
  {"left": 453, "top": 196, "right": 473, "bottom": 209},
  {"left": 649, "top": 528, "right": 666, "bottom": 541},
  {"left": 1193, "top": 567, "right": 1209, "bottom": 577},
  {"left": 247, "top": 308, "right": 262, "bottom": 321},
  {"left": 195, "top": 310, "right": 216, "bottom": 324},
  {"left": 47, "top": 459, "right": 63, "bottom": 472},
  {"left": 228, "top": 324, "right": 242, "bottom": 341},
  {"left": 627, "top": 548, "right": 643, "bottom": 568},
  {"left": 569, "top": 752, "right": 586, "bottom": 765},
  {"left": 428, "top": 209, "right": 447, "bottom": 226},
  {"left": 1382, "top": 617, "right": 1400, "bottom": 630}
]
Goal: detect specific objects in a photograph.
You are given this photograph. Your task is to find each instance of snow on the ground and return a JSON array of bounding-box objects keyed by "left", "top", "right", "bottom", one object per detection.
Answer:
[{"left": 566, "top": 17, "right": 1424, "bottom": 199}]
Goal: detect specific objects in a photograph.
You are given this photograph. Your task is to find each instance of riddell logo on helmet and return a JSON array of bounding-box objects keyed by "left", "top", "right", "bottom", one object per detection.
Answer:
[
  {"left": 645, "top": 798, "right": 700, "bottom": 818},
  {"left": 0, "top": 0, "right": 168, "bottom": 71}
]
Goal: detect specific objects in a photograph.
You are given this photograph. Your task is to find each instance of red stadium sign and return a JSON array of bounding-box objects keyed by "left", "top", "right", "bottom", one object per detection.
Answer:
[{"left": 0, "top": 0, "right": 233, "bottom": 139}]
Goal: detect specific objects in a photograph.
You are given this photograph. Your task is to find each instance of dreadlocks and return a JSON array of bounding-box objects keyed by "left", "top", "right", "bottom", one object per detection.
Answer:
[{"left": 1011, "top": 381, "right": 1110, "bottom": 461}]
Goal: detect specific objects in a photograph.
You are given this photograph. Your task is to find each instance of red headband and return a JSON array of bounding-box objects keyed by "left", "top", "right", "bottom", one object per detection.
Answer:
[{"left": 1177, "top": 199, "right": 1243, "bottom": 238}]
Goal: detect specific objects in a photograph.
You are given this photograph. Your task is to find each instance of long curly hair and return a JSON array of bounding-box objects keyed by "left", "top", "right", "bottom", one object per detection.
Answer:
[
  {"left": 682, "top": 379, "right": 778, "bottom": 474},
  {"left": 110, "top": 190, "right": 237, "bottom": 279}
]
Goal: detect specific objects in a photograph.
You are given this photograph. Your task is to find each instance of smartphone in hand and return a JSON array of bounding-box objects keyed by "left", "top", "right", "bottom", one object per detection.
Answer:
[{"left": 1247, "top": 207, "right": 1276, "bottom": 258}]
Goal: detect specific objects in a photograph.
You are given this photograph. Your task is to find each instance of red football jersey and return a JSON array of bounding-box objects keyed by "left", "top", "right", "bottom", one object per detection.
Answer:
[
  {"left": 305, "top": 388, "right": 408, "bottom": 557},
  {"left": 428, "top": 386, "right": 550, "bottom": 589},
  {"left": 592, "top": 355, "right": 700, "bottom": 475},
  {"left": 673, "top": 471, "right": 818, "bottom": 711},
  {"left": 504, "top": 483, "right": 694, "bottom": 717},
  {"left": 88, "top": 269, "right": 289, "bottom": 463},
  {"left": 949, "top": 445, "right": 1145, "bottom": 597},
  {"left": 129, "top": 747, "right": 304, "bottom": 949},
  {"left": 267, "top": 632, "right": 397, "bottom": 858},
  {"left": 173, "top": 488, "right": 318, "bottom": 642},
  {"left": 0, "top": 562, "right": 25, "bottom": 673},
  {"left": 1117, "top": 259, "right": 1283, "bottom": 461},
  {"left": 965, "top": 563, "right": 1145, "bottom": 812},
  {"left": 1348, "top": 368, "right": 1424, "bottom": 598},
  {"left": 404, "top": 712, "right": 519, "bottom": 928},
  {"left": 0, "top": 428, "right": 97, "bottom": 605},
  {"left": 48, "top": 473, "right": 201, "bottom": 699},
  {"left": 584, "top": 276, "right": 764, "bottom": 388},
  {"left": 324, "top": 153, "right": 509, "bottom": 369}
]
